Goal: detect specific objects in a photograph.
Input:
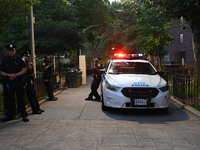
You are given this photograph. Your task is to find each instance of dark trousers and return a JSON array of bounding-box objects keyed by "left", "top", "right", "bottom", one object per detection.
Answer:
[
  {"left": 88, "top": 78, "right": 101, "bottom": 99},
  {"left": 44, "top": 80, "right": 54, "bottom": 99},
  {"left": 4, "top": 81, "right": 27, "bottom": 118},
  {"left": 26, "top": 77, "right": 40, "bottom": 112}
]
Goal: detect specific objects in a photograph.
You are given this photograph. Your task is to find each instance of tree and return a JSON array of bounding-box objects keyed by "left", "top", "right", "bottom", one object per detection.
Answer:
[
  {"left": 124, "top": 2, "right": 173, "bottom": 69},
  {"left": 34, "top": 0, "right": 79, "bottom": 55},
  {"left": 104, "top": 0, "right": 173, "bottom": 70},
  {"left": 0, "top": 0, "right": 40, "bottom": 34},
  {"left": 145, "top": 0, "right": 200, "bottom": 79},
  {"left": 71, "top": 0, "right": 113, "bottom": 66},
  {"left": 0, "top": 13, "right": 30, "bottom": 55}
]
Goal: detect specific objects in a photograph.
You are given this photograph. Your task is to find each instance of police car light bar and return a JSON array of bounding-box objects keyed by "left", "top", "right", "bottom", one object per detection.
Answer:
[{"left": 113, "top": 53, "right": 144, "bottom": 59}]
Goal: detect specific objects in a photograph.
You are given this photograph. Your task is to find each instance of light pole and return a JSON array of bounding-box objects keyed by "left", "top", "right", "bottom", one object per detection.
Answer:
[
  {"left": 78, "top": 24, "right": 101, "bottom": 56},
  {"left": 30, "top": 3, "right": 36, "bottom": 77},
  {"left": 78, "top": 24, "right": 100, "bottom": 85}
]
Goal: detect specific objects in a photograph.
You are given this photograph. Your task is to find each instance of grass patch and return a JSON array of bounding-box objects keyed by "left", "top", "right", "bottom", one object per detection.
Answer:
[
  {"left": 170, "top": 81, "right": 200, "bottom": 98},
  {"left": 186, "top": 103, "right": 200, "bottom": 111}
]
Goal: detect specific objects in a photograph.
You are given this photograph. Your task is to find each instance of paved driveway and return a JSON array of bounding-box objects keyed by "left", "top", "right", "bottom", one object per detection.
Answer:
[{"left": 0, "top": 76, "right": 200, "bottom": 150}]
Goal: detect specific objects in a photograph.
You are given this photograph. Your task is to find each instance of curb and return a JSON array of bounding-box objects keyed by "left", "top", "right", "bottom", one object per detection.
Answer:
[
  {"left": 26, "top": 90, "right": 62, "bottom": 113},
  {"left": 170, "top": 96, "right": 200, "bottom": 118}
]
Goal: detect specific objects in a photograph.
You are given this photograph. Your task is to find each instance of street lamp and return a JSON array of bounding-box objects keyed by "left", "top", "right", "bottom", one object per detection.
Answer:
[
  {"left": 78, "top": 24, "right": 101, "bottom": 56},
  {"left": 78, "top": 24, "right": 101, "bottom": 85},
  {"left": 82, "top": 25, "right": 101, "bottom": 33}
]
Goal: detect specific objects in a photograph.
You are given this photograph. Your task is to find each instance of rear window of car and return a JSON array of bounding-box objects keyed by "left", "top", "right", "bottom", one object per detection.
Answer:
[{"left": 108, "top": 61, "right": 156, "bottom": 74}]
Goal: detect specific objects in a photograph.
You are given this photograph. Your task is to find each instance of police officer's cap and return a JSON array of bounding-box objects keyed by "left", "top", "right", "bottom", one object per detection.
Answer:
[
  {"left": 6, "top": 44, "right": 17, "bottom": 51},
  {"left": 23, "top": 51, "right": 30, "bottom": 56}
]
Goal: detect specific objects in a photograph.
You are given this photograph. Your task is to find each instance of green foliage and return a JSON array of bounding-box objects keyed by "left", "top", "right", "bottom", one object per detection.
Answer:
[
  {"left": 0, "top": 0, "right": 40, "bottom": 34},
  {"left": 34, "top": 0, "right": 79, "bottom": 55},
  {"left": 128, "top": 2, "right": 173, "bottom": 56},
  {"left": 105, "top": 0, "right": 173, "bottom": 59},
  {"left": 0, "top": 13, "right": 30, "bottom": 54},
  {"left": 146, "top": 0, "right": 200, "bottom": 23},
  {"left": 58, "top": 61, "right": 75, "bottom": 71},
  {"left": 187, "top": 103, "right": 200, "bottom": 111},
  {"left": 146, "top": 0, "right": 200, "bottom": 80}
]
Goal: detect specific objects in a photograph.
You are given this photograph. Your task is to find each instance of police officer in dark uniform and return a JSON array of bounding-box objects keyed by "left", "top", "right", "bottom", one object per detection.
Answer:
[
  {"left": 23, "top": 52, "right": 44, "bottom": 114},
  {"left": 0, "top": 44, "right": 29, "bottom": 122},
  {"left": 41, "top": 55, "right": 58, "bottom": 101},
  {"left": 85, "top": 57, "right": 103, "bottom": 100}
]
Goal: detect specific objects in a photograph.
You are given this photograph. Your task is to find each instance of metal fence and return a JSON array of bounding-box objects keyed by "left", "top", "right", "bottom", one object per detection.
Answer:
[
  {"left": 165, "top": 73, "right": 200, "bottom": 106},
  {"left": 0, "top": 69, "right": 91, "bottom": 114},
  {"left": 0, "top": 72, "right": 68, "bottom": 115},
  {"left": 34, "top": 72, "right": 67, "bottom": 99}
]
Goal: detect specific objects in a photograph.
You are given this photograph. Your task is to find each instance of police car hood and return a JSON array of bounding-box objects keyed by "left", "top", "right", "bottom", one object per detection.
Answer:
[{"left": 106, "top": 74, "right": 166, "bottom": 87}]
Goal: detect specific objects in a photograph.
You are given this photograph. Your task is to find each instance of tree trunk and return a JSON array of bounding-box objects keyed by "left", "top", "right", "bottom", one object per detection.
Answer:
[{"left": 192, "top": 26, "right": 200, "bottom": 81}]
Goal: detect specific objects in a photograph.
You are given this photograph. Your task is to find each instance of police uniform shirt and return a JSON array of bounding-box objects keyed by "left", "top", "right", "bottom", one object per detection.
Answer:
[
  {"left": 93, "top": 62, "right": 103, "bottom": 79},
  {"left": 25, "top": 61, "right": 34, "bottom": 75},
  {"left": 94, "top": 63, "right": 103, "bottom": 73},
  {"left": 41, "top": 61, "right": 52, "bottom": 79},
  {"left": 0, "top": 56, "right": 26, "bottom": 79}
]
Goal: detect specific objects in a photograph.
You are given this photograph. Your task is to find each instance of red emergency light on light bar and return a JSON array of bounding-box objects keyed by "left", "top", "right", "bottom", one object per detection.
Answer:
[{"left": 113, "top": 53, "right": 144, "bottom": 59}]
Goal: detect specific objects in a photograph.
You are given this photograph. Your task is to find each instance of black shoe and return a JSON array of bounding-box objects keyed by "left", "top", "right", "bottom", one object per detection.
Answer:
[
  {"left": 32, "top": 110, "right": 42, "bottom": 114},
  {"left": 1, "top": 116, "right": 14, "bottom": 122},
  {"left": 38, "top": 109, "right": 45, "bottom": 113},
  {"left": 93, "top": 98, "right": 101, "bottom": 100},
  {"left": 22, "top": 116, "right": 29, "bottom": 122},
  {"left": 48, "top": 97, "right": 58, "bottom": 101},
  {"left": 85, "top": 97, "right": 93, "bottom": 100}
]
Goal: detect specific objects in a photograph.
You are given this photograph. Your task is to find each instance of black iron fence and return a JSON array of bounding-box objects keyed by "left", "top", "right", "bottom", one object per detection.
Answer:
[
  {"left": 0, "top": 71, "right": 79, "bottom": 115},
  {"left": 34, "top": 72, "right": 67, "bottom": 99},
  {"left": 165, "top": 72, "right": 200, "bottom": 106}
]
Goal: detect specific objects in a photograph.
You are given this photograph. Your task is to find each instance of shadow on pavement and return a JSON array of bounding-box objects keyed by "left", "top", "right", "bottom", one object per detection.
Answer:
[{"left": 101, "top": 102, "right": 190, "bottom": 123}]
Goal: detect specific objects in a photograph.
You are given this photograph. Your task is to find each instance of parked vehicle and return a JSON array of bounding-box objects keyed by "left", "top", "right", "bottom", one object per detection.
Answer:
[{"left": 100, "top": 53, "right": 170, "bottom": 111}]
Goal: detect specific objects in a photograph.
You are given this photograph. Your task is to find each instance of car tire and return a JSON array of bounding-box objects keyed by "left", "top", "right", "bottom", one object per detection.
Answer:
[{"left": 161, "top": 107, "right": 169, "bottom": 112}]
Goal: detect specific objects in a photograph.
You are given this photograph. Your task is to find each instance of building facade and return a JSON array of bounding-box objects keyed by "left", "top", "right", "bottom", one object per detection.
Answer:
[{"left": 164, "top": 23, "right": 194, "bottom": 66}]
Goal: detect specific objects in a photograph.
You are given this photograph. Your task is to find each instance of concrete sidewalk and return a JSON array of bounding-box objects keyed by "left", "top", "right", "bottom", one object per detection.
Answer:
[{"left": 0, "top": 76, "right": 200, "bottom": 150}]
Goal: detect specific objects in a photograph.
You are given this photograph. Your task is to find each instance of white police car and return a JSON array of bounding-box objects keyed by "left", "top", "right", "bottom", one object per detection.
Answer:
[{"left": 101, "top": 53, "right": 170, "bottom": 111}]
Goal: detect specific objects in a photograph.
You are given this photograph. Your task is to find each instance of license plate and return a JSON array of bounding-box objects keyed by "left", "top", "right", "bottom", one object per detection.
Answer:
[{"left": 135, "top": 99, "right": 147, "bottom": 105}]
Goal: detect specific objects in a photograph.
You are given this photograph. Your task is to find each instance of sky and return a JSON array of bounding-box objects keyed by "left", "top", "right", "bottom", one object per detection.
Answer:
[{"left": 109, "top": 0, "right": 120, "bottom": 3}]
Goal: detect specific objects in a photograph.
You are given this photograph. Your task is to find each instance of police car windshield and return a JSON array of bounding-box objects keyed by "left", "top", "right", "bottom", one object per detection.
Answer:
[{"left": 108, "top": 62, "right": 156, "bottom": 75}]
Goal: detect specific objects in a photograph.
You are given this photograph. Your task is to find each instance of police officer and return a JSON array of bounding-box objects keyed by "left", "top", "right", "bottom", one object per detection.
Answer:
[
  {"left": 0, "top": 44, "right": 29, "bottom": 122},
  {"left": 41, "top": 55, "right": 58, "bottom": 101},
  {"left": 23, "top": 52, "right": 44, "bottom": 114},
  {"left": 85, "top": 57, "right": 103, "bottom": 100}
]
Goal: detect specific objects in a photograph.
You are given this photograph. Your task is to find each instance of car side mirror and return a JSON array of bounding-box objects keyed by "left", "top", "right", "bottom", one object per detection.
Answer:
[{"left": 156, "top": 71, "right": 164, "bottom": 76}]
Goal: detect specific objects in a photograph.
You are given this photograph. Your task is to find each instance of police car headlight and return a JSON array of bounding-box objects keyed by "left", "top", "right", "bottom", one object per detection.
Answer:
[
  {"left": 159, "top": 85, "right": 169, "bottom": 92},
  {"left": 105, "top": 83, "right": 120, "bottom": 91}
]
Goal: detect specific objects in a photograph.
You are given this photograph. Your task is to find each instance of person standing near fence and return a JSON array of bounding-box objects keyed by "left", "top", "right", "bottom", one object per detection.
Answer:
[
  {"left": 0, "top": 44, "right": 29, "bottom": 122},
  {"left": 23, "top": 52, "right": 44, "bottom": 114},
  {"left": 41, "top": 55, "right": 58, "bottom": 101},
  {"left": 85, "top": 57, "right": 103, "bottom": 100}
]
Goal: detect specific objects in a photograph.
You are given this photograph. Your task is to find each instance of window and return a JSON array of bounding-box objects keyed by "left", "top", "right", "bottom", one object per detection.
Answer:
[
  {"left": 163, "top": 54, "right": 169, "bottom": 62},
  {"left": 180, "top": 34, "right": 183, "bottom": 44},
  {"left": 108, "top": 62, "right": 156, "bottom": 74}
]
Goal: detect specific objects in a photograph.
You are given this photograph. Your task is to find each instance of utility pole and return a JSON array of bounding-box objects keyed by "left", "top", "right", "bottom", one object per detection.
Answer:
[{"left": 30, "top": 4, "right": 36, "bottom": 77}]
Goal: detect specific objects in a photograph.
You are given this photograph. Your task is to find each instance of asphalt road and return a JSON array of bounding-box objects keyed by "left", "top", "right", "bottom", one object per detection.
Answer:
[{"left": 0, "top": 76, "right": 200, "bottom": 150}]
